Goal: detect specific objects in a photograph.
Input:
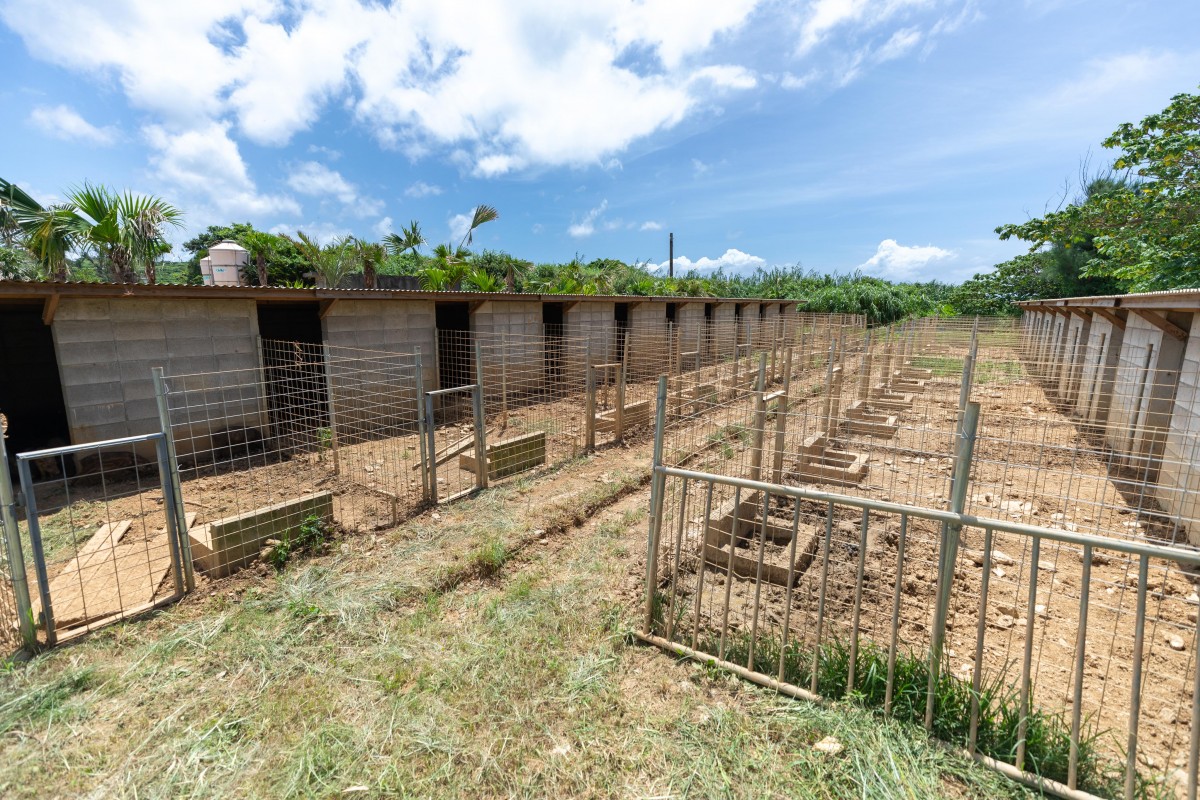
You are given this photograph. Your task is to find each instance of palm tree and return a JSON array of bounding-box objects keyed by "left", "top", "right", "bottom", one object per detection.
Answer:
[
  {"left": 240, "top": 230, "right": 277, "bottom": 286},
  {"left": 458, "top": 204, "right": 499, "bottom": 249},
  {"left": 1, "top": 178, "right": 79, "bottom": 280},
  {"left": 383, "top": 220, "right": 426, "bottom": 258},
  {"left": 67, "top": 183, "right": 182, "bottom": 284},
  {"left": 353, "top": 238, "right": 386, "bottom": 289},
  {"left": 461, "top": 267, "right": 502, "bottom": 292},
  {"left": 285, "top": 231, "right": 357, "bottom": 288}
]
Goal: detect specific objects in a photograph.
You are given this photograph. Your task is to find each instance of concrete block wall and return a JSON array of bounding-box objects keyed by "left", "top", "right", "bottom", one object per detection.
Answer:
[
  {"left": 565, "top": 301, "right": 615, "bottom": 386},
  {"left": 676, "top": 303, "right": 706, "bottom": 365},
  {"left": 1057, "top": 315, "right": 1090, "bottom": 400},
  {"left": 1074, "top": 316, "right": 1122, "bottom": 423},
  {"left": 53, "top": 297, "right": 263, "bottom": 458},
  {"left": 321, "top": 300, "right": 436, "bottom": 433},
  {"left": 1104, "top": 312, "right": 1186, "bottom": 468},
  {"left": 627, "top": 303, "right": 667, "bottom": 381},
  {"left": 711, "top": 302, "right": 737, "bottom": 361},
  {"left": 472, "top": 300, "right": 545, "bottom": 405},
  {"left": 1157, "top": 313, "right": 1200, "bottom": 544}
]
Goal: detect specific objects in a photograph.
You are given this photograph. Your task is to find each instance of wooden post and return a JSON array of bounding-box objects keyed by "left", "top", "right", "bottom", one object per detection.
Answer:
[
  {"left": 771, "top": 345, "right": 794, "bottom": 483},
  {"left": 820, "top": 342, "right": 836, "bottom": 439},
  {"left": 857, "top": 330, "right": 873, "bottom": 401},
  {"left": 749, "top": 354, "right": 768, "bottom": 482},
  {"left": 769, "top": 317, "right": 779, "bottom": 385},
  {"left": 616, "top": 356, "right": 627, "bottom": 442},
  {"left": 500, "top": 336, "right": 508, "bottom": 414}
]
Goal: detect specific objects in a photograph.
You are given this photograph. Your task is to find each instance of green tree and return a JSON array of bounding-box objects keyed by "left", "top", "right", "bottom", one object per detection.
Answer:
[
  {"left": 284, "top": 231, "right": 357, "bottom": 288},
  {"left": 66, "top": 183, "right": 183, "bottom": 284},
  {"left": 998, "top": 88, "right": 1200, "bottom": 291},
  {"left": 946, "top": 253, "right": 1062, "bottom": 317},
  {"left": 352, "top": 238, "right": 386, "bottom": 289}
]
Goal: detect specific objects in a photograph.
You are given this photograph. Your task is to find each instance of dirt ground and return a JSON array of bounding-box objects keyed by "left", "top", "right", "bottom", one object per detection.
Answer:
[{"left": 651, "top": 356, "right": 1200, "bottom": 789}]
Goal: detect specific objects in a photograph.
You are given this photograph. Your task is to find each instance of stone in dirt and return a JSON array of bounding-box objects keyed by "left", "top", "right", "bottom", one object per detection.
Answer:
[
  {"left": 812, "top": 736, "right": 843, "bottom": 755},
  {"left": 992, "top": 614, "right": 1015, "bottom": 630}
]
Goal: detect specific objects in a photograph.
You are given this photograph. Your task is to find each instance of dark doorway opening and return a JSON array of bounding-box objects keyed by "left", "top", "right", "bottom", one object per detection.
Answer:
[
  {"left": 543, "top": 302, "right": 564, "bottom": 386},
  {"left": 255, "top": 302, "right": 327, "bottom": 455},
  {"left": 732, "top": 304, "right": 740, "bottom": 320},
  {"left": 705, "top": 303, "right": 714, "bottom": 320},
  {"left": 666, "top": 303, "right": 677, "bottom": 324},
  {"left": 435, "top": 302, "right": 471, "bottom": 390},
  {"left": 0, "top": 303, "right": 71, "bottom": 462},
  {"left": 614, "top": 303, "right": 630, "bottom": 362},
  {"left": 758, "top": 304, "right": 766, "bottom": 320}
]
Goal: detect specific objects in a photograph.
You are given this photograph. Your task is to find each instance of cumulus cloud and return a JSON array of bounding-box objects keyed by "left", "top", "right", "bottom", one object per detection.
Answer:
[
  {"left": 286, "top": 160, "right": 382, "bottom": 217},
  {"left": 640, "top": 221, "right": 663, "bottom": 231},
  {"left": 29, "top": 104, "right": 117, "bottom": 145},
  {"left": 858, "top": 238, "right": 954, "bottom": 279},
  {"left": 568, "top": 200, "right": 609, "bottom": 238},
  {"left": 405, "top": 181, "right": 443, "bottom": 198},
  {"left": 373, "top": 216, "right": 393, "bottom": 238},
  {"left": 0, "top": 0, "right": 764, "bottom": 185},
  {"left": 143, "top": 121, "right": 298, "bottom": 218},
  {"left": 653, "top": 248, "right": 765, "bottom": 274}
]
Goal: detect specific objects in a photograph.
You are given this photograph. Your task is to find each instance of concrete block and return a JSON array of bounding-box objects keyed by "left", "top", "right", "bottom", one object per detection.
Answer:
[
  {"left": 53, "top": 319, "right": 113, "bottom": 344},
  {"left": 56, "top": 298, "right": 112, "bottom": 321},
  {"left": 58, "top": 340, "right": 119, "bottom": 367},
  {"left": 69, "top": 401, "right": 128, "bottom": 428},
  {"left": 188, "top": 491, "right": 334, "bottom": 578},
  {"left": 64, "top": 379, "right": 125, "bottom": 407},
  {"left": 116, "top": 338, "right": 168, "bottom": 361},
  {"left": 458, "top": 431, "right": 547, "bottom": 479}
]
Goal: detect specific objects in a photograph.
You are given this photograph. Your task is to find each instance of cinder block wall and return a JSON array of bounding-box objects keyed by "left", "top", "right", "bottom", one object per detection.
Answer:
[
  {"left": 53, "top": 297, "right": 263, "bottom": 457},
  {"left": 1074, "top": 316, "right": 1122, "bottom": 423},
  {"left": 472, "top": 300, "right": 544, "bottom": 405},
  {"left": 627, "top": 303, "right": 667, "bottom": 381},
  {"left": 1158, "top": 313, "right": 1200, "bottom": 544},
  {"left": 677, "top": 303, "right": 706, "bottom": 364},
  {"left": 321, "top": 299, "right": 436, "bottom": 433},
  {"left": 1057, "top": 315, "right": 1090, "bottom": 400},
  {"left": 565, "top": 302, "right": 615, "bottom": 386},
  {"left": 1105, "top": 312, "right": 1187, "bottom": 468},
  {"left": 711, "top": 302, "right": 737, "bottom": 361}
]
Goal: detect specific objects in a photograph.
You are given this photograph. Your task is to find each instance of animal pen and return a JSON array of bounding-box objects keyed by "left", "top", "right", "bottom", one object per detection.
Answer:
[
  {"left": 640, "top": 314, "right": 1200, "bottom": 799},
  {"left": 1, "top": 303, "right": 1198, "bottom": 798}
]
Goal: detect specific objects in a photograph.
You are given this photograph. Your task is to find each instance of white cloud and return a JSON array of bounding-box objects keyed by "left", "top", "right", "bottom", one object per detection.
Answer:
[
  {"left": 568, "top": 200, "right": 608, "bottom": 238},
  {"left": 29, "top": 104, "right": 117, "bottom": 145},
  {"left": 373, "top": 216, "right": 393, "bottom": 238},
  {"left": 143, "top": 121, "right": 298, "bottom": 218},
  {"left": 874, "top": 26, "right": 922, "bottom": 62},
  {"left": 653, "top": 248, "right": 765, "bottom": 274},
  {"left": 640, "top": 221, "right": 663, "bottom": 231},
  {"left": 692, "top": 158, "right": 711, "bottom": 176},
  {"left": 405, "top": 181, "right": 443, "bottom": 198},
  {"left": 286, "top": 160, "right": 383, "bottom": 217},
  {"left": 796, "top": 0, "right": 932, "bottom": 55},
  {"left": 779, "top": 70, "right": 819, "bottom": 90},
  {"left": 688, "top": 64, "right": 758, "bottom": 89},
  {"left": 857, "top": 238, "right": 954, "bottom": 280}
]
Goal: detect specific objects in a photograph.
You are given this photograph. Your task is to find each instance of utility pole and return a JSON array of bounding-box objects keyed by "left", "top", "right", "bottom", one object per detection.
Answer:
[{"left": 669, "top": 232, "right": 674, "bottom": 278}]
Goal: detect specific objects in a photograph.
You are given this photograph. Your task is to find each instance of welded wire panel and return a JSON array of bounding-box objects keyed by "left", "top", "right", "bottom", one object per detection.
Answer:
[{"left": 15, "top": 437, "right": 181, "bottom": 645}]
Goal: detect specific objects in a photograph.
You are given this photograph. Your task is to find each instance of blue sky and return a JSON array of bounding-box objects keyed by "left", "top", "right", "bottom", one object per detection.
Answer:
[{"left": 2, "top": 0, "right": 1198, "bottom": 283}]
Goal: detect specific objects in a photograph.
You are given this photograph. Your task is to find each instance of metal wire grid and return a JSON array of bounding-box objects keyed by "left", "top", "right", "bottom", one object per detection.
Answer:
[
  {"left": 10, "top": 436, "right": 184, "bottom": 646},
  {"left": 647, "top": 468, "right": 1200, "bottom": 796}
]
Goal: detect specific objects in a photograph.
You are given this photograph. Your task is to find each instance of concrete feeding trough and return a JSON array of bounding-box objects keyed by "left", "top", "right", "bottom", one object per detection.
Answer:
[
  {"left": 899, "top": 364, "right": 934, "bottom": 381},
  {"left": 890, "top": 371, "right": 928, "bottom": 392},
  {"left": 870, "top": 384, "right": 915, "bottom": 411},
  {"left": 697, "top": 491, "right": 820, "bottom": 587},
  {"left": 668, "top": 379, "right": 717, "bottom": 415},
  {"left": 188, "top": 491, "right": 334, "bottom": 578},
  {"left": 458, "top": 430, "right": 546, "bottom": 479},
  {"left": 796, "top": 432, "right": 868, "bottom": 486},
  {"left": 842, "top": 400, "right": 899, "bottom": 438},
  {"left": 594, "top": 399, "right": 651, "bottom": 432}
]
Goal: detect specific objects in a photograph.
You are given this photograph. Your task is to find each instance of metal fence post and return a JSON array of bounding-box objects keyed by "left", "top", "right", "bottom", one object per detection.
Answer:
[
  {"left": 958, "top": 353, "right": 976, "bottom": 411},
  {"left": 643, "top": 376, "right": 669, "bottom": 633},
  {"left": 414, "top": 348, "right": 430, "bottom": 502},
  {"left": 152, "top": 367, "right": 194, "bottom": 592},
  {"left": 425, "top": 392, "right": 439, "bottom": 503},
  {"left": 771, "top": 345, "right": 794, "bottom": 484},
  {"left": 473, "top": 340, "right": 489, "bottom": 490},
  {"left": 321, "top": 344, "right": 341, "bottom": 474},
  {"left": 0, "top": 423, "right": 35, "bottom": 650},
  {"left": 925, "top": 400, "right": 980, "bottom": 729},
  {"left": 14, "top": 457, "right": 53, "bottom": 647},
  {"left": 585, "top": 364, "right": 597, "bottom": 451},
  {"left": 152, "top": 435, "right": 186, "bottom": 597},
  {"left": 749, "top": 354, "right": 768, "bottom": 483},
  {"left": 616, "top": 358, "right": 627, "bottom": 442}
]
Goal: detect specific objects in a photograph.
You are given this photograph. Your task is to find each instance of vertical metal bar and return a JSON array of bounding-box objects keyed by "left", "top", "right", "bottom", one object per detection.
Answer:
[
  {"left": 425, "top": 392, "right": 439, "bottom": 504},
  {"left": 718, "top": 485, "right": 740, "bottom": 661},
  {"left": 616, "top": 358, "right": 627, "bottom": 441},
  {"left": 1016, "top": 536, "right": 1041, "bottom": 772},
  {"left": 473, "top": 341, "right": 488, "bottom": 490},
  {"left": 777, "top": 498, "right": 803, "bottom": 682},
  {"left": 1068, "top": 543, "right": 1092, "bottom": 789},
  {"left": 500, "top": 337, "right": 508, "bottom": 415},
  {"left": 810, "top": 500, "right": 834, "bottom": 694},
  {"left": 927, "top": 401, "right": 981, "bottom": 729},
  {"left": 749, "top": 354, "right": 768, "bottom": 482},
  {"left": 968, "top": 528, "right": 994, "bottom": 753},
  {"left": 15, "top": 457, "right": 53, "bottom": 647},
  {"left": 1189, "top": 590, "right": 1200, "bottom": 800},
  {"left": 771, "top": 346, "right": 793, "bottom": 484},
  {"left": 585, "top": 364, "right": 596, "bottom": 451},
  {"left": 642, "top": 376, "right": 669, "bottom": 634},
  {"left": 847, "top": 507, "right": 869, "bottom": 694},
  {"left": 958, "top": 353, "right": 976, "bottom": 411},
  {"left": 153, "top": 436, "right": 185, "bottom": 596},
  {"left": 0, "top": 424, "right": 35, "bottom": 649},
  {"left": 321, "top": 343, "right": 341, "bottom": 474},
  {"left": 691, "top": 481, "right": 715, "bottom": 650},
  {"left": 884, "top": 513, "right": 908, "bottom": 715},
  {"left": 665, "top": 478, "right": 689, "bottom": 642},
  {"left": 414, "top": 348, "right": 429, "bottom": 502},
  {"left": 1125, "top": 553, "right": 1149, "bottom": 800},
  {"left": 747, "top": 490, "right": 771, "bottom": 670},
  {"left": 152, "top": 368, "right": 193, "bottom": 592}
]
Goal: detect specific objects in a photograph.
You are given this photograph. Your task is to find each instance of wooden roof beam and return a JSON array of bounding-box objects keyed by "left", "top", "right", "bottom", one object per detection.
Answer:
[
  {"left": 1132, "top": 309, "right": 1188, "bottom": 341},
  {"left": 1091, "top": 308, "right": 1126, "bottom": 331}
]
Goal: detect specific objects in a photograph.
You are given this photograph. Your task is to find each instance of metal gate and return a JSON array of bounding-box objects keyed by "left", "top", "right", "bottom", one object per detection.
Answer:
[
  {"left": 14, "top": 432, "right": 191, "bottom": 647},
  {"left": 423, "top": 384, "right": 487, "bottom": 504}
]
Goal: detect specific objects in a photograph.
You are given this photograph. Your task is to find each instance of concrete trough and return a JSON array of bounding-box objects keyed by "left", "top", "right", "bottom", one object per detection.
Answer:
[
  {"left": 458, "top": 430, "right": 547, "bottom": 480},
  {"left": 188, "top": 491, "right": 334, "bottom": 578},
  {"left": 842, "top": 400, "right": 899, "bottom": 438},
  {"left": 594, "top": 399, "right": 651, "bottom": 432},
  {"left": 796, "top": 433, "right": 868, "bottom": 486},
  {"left": 869, "top": 385, "right": 915, "bottom": 411}
]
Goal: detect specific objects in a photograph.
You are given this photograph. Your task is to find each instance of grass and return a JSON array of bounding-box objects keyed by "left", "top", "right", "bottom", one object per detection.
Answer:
[
  {"left": 909, "top": 355, "right": 1025, "bottom": 385},
  {"left": 712, "top": 632, "right": 1160, "bottom": 799},
  {"left": 0, "top": 482, "right": 1037, "bottom": 799}
]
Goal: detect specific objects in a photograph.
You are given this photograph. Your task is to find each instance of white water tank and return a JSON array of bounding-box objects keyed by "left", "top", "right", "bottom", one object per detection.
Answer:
[{"left": 205, "top": 240, "right": 248, "bottom": 286}]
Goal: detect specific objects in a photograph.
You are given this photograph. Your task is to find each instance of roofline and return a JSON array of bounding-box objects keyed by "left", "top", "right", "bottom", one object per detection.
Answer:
[
  {"left": 1016, "top": 289, "right": 1200, "bottom": 312},
  {"left": 0, "top": 280, "right": 805, "bottom": 306}
]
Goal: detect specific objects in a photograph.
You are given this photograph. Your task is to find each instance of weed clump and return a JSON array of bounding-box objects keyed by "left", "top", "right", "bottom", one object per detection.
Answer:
[{"left": 264, "top": 514, "right": 332, "bottom": 570}]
